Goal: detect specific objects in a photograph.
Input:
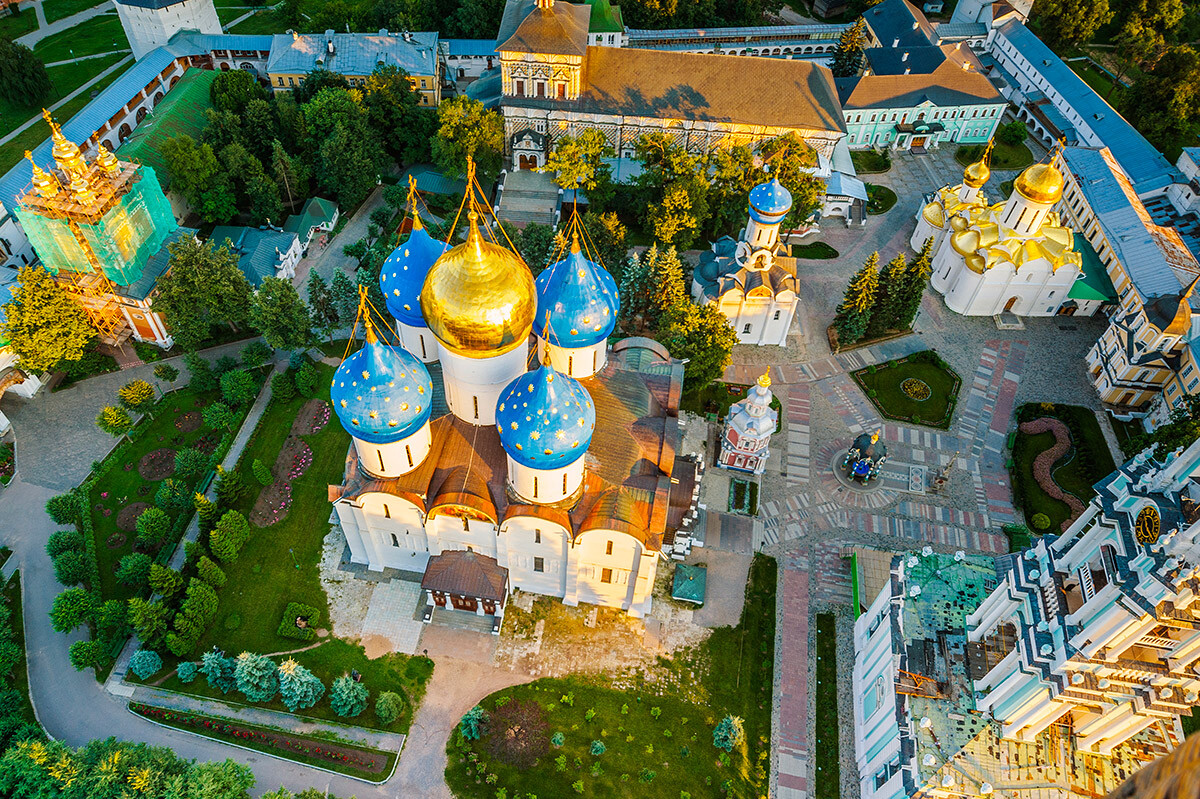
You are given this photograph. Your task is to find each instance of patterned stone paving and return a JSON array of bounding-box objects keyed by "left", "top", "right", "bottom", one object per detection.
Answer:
[
  {"left": 360, "top": 579, "right": 425, "bottom": 655},
  {"left": 775, "top": 549, "right": 811, "bottom": 799}
]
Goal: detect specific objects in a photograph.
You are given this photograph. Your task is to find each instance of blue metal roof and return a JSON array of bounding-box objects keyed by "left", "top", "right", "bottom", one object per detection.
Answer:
[
  {"left": 443, "top": 39, "right": 497, "bottom": 57},
  {"left": 533, "top": 243, "right": 619, "bottom": 348},
  {"left": 332, "top": 331, "right": 434, "bottom": 443},
  {"left": 748, "top": 178, "right": 792, "bottom": 224},
  {"left": 1059, "top": 146, "right": 1191, "bottom": 302},
  {"left": 496, "top": 363, "right": 595, "bottom": 469},
  {"left": 267, "top": 31, "right": 438, "bottom": 77},
  {"left": 380, "top": 221, "right": 447, "bottom": 328},
  {"left": 999, "top": 21, "right": 1181, "bottom": 194}
]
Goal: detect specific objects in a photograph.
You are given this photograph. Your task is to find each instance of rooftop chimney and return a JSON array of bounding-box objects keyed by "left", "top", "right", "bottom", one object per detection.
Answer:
[
  {"left": 893, "top": 37, "right": 899, "bottom": 47},
  {"left": 904, "top": 67, "right": 910, "bottom": 75},
  {"left": 902, "top": 51, "right": 909, "bottom": 61}
]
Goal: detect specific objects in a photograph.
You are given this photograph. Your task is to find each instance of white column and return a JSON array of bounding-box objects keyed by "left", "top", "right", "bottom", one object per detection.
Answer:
[{"left": 440, "top": 343, "right": 528, "bottom": 426}]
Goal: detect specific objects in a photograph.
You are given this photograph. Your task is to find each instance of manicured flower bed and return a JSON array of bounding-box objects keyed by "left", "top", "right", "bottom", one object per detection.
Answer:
[
  {"left": 900, "top": 378, "right": 930, "bottom": 401},
  {"left": 129, "top": 702, "right": 394, "bottom": 780},
  {"left": 852, "top": 352, "right": 960, "bottom": 429},
  {"left": 0, "top": 442, "right": 14, "bottom": 485}
]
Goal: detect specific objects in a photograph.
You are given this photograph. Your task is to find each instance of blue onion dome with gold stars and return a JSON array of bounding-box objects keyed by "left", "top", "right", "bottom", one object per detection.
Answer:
[
  {"left": 496, "top": 363, "right": 596, "bottom": 469},
  {"left": 380, "top": 214, "right": 447, "bottom": 328},
  {"left": 533, "top": 237, "right": 620, "bottom": 348},
  {"left": 748, "top": 177, "right": 792, "bottom": 225},
  {"left": 331, "top": 318, "right": 433, "bottom": 444}
]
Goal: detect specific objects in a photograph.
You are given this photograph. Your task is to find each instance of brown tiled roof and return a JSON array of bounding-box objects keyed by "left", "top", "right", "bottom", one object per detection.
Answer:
[
  {"left": 497, "top": 0, "right": 590, "bottom": 56},
  {"left": 837, "top": 56, "right": 1001, "bottom": 109},
  {"left": 573, "top": 47, "right": 846, "bottom": 133},
  {"left": 421, "top": 549, "right": 508, "bottom": 601}
]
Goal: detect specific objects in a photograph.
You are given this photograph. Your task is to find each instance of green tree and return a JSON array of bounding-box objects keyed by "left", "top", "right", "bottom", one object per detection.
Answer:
[
  {"left": 252, "top": 458, "right": 273, "bottom": 486},
  {"left": 49, "top": 587, "right": 94, "bottom": 633},
  {"left": 706, "top": 144, "right": 759, "bottom": 238},
  {"left": 318, "top": 121, "right": 385, "bottom": 210},
  {"left": 277, "top": 658, "right": 325, "bottom": 712},
  {"left": 116, "top": 553, "right": 153, "bottom": 587},
  {"left": 201, "top": 650, "right": 237, "bottom": 693},
  {"left": 185, "top": 351, "right": 217, "bottom": 390},
  {"left": 867, "top": 253, "right": 908, "bottom": 337},
  {"left": 136, "top": 507, "right": 172, "bottom": 549},
  {"left": 45, "top": 493, "right": 80, "bottom": 526},
  {"left": 197, "top": 555, "right": 227, "bottom": 589},
  {"left": 210, "top": 69, "right": 267, "bottom": 114},
  {"left": 271, "top": 140, "right": 310, "bottom": 211},
  {"left": 295, "top": 361, "right": 319, "bottom": 396},
  {"left": 432, "top": 95, "right": 505, "bottom": 180},
  {"left": 153, "top": 362, "right": 180, "bottom": 385},
  {"left": 174, "top": 447, "right": 209, "bottom": 480},
  {"left": 329, "top": 267, "right": 359, "bottom": 327},
  {"left": 235, "top": 651, "right": 279, "bottom": 702},
  {"left": 156, "top": 478, "right": 192, "bottom": 513},
  {"left": 250, "top": 276, "right": 311, "bottom": 351},
  {"left": 95, "top": 405, "right": 133, "bottom": 438},
  {"left": 128, "top": 597, "right": 171, "bottom": 644},
  {"left": 580, "top": 212, "right": 628, "bottom": 273},
  {"left": 95, "top": 598, "right": 129, "bottom": 642},
  {"left": 148, "top": 563, "right": 184, "bottom": 597},
  {"left": 241, "top": 341, "right": 273, "bottom": 369},
  {"left": 0, "top": 39, "right": 51, "bottom": 105},
  {"left": 364, "top": 63, "right": 437, "bottom": 164},
  {"left": 202, "top": 401, "right": 238, "bottom": 431},
  {"left": 45, "top": 528, "right": 83, "bottom": 559},
  {"left": 129, "top": 649, "right": 164, "bottom": 680},
  {"left": 0, "top": 265, "right": 94, "bottom": 373},
  {"left": 245, "top": 170, "right": 284, "bottom": 226},
  {"left": 219, "top": 368, "right": 257, "bottom": 406},
  {"left": 331, "top": 675, "right": 369, "bottom": 717},
  {"left": 271, "top": 371, "right": 297, "bottom": 402},
  {"left": 118, "top": 379, "right": 157, "bottom": 414},
  {"left": 642, "top": 244, "right": 688, "bottom": 329},
  {"left": 758, "top": 134, "right": 823, "bottom": 227},
  {"left": 661, "top": 303, "right": 739, "bottom": 394},
  {"left": 52, "top": 549, "right": 89, "bottom": 586},
  {"left": 1122, "top": 44, "right": 1200, "bottom": 150},
  {"left": 375, "top": 691, "right": 406, "bottom": 725},
  {"left": 542, "top": 129, "right": 615, "bottom": 194},
  {"left": 155, "top": 237, "right": 253, "bottom": 351},
  {"left": 160, "top": 134, "right": 221, "bottom": 207},
  {"left": 635, "top": 132, "right": 709, "bottom": 248},
  {"left": 898, "top": 237, "right": 933, "bottom": 328},
  {"left": 618, "top": 251, "right": 650, "bottom": 332},
  {"left": 831, "top": 18, "right": 867, "bottom": 77},
  {"left": 68, "top": 639, "right": 105, "bottom": 671},
  {"left": 294, "top": 68, "right": 350, "bottom": 105},
  {"left": 1032, "top": 0, "right": 1113, "bottom": 46},
  {"left": 306, "top": 271, "right": 339, "bottom": 341},
  {"left": 461, "top": 704, "right": 487, "bottom": 740},
  {"left": 834, "top": 252, "right": 879, "bottom": 347},
  {"left": 996, "top": 119, "right": 1029, "bottom": 147},
  {"left": 210, "top": 510, "right": 251, "bottom": 563},
  {"left": 712, "top": 714, "right": 745, "bottom": 752}
]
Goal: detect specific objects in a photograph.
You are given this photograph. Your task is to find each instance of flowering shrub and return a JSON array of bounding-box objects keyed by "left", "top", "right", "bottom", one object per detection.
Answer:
[
  {"left": 901, "top": 378, "right": 931, "bottom": 401},
  {"left": 309, "top": 402, "right": 331, "bottom": 434}
]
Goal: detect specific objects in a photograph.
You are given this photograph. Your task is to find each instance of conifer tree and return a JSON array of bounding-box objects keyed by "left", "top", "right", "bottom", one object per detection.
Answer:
[
  {"left": 831, "top": 19, "right": 868, "bottom": 78},
  {"left": 118, "top": 379, "right": 157, "bottom": 414},
  {"left": 331, "top": 675, "right": 369, "bottom": 717},
  {"left": 235, "top": 652, "right": 279, "bottom": 702},
  {"left": 278, "top": 658, "right": 325, "bottom": 712},
  {"left": 834, "top": 252, "right": 879, "bottom": 347},
  {"left": 148, "top": 564, "right": 183, "bottom": 597},
  {"left": 201, "top": 649, "right": 237, "bottom": 693},
  {"left": 867, "top": 253, "right": 908, "bottom": 338},
  {"left": 210, "top": 510, "right": 251, "bottom": 564},
  {"left": 128, "top": 597, "right": 171, "bottom": 645},
  {"left": 618, "top": 251, "right": 650, "bottom": 331},
  {"left": 643, "top": 245, "right": 687, "bottom": 330},
  {"left": 306, "top": 271, "right": 339, "bottom": 342},
  {"left": 898, "top": 237, "right": 934, "bottom": 329},
  {"left": 329, "top": 268, "right": 359, "bottom": 329},
  {"left": 96, "top": 406, "right": 134, "bottom": 438}
]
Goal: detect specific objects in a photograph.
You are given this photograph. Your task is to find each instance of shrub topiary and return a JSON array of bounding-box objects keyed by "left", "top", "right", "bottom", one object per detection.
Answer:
[
  {"left": 129, "top": 649, "right": 163, "bottom": 680},
  {"left": 52, "top": 550, "right": 89, "bottom": 587},
  {"left": 135, "top": 507, "right": 172, "bottom": 550},
  {"left": 45, "top": 529, "right": 84, "bottom": 560},
  {"left": 271, "top": 371, "right": 296, "bottom": 402},
  {"left": 375, "top": 691, "right": 405, "bottom": 725},
  {"left": 277, "top": 602, "right": 320, "bottom": 641},
  {"left": 295, "top": 362, "right": 319, "bottom": 397},
  {"left": 116, "top": 553, "right": 153, "bottom": 587},
  {"left": 252, "top": 458, "right": 273, "bottom": 486},
  {"left": 45, "top": 493, "right": 80, "bottom": 525},
  {"left": 1031, "top": 513, "right": 1051, "bottom": 531}
]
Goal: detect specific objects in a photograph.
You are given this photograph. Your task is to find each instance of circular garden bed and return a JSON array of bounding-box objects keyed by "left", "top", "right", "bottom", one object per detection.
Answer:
[
  {"left": 851, "top": 352, "right": 961, "bottom": 429},
  {"left": 116, "top": 502, "right": 150, "bottom": 532},
  {"left": 138, "top": 448, "right": 176, "bottom": 481}
]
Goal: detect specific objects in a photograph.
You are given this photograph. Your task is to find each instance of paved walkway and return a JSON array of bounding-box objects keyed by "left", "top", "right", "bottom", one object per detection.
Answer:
[
  {"left": 44, "top": 49, "right": 127, "bottom": 67},
  {"left": 294, "top": 186, "right": 386, "bottom": 294},
  {"left": 15, "top": 0, "right": 114, "bottom": 47},
  {"left": 131, "top": 685, "right": 407, "bottom": 751},
  {"left": 0, "top": 54, "right": 133, "bottom": 148}
]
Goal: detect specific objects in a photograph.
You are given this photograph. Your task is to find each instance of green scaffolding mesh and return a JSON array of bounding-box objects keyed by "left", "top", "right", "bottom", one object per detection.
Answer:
[{"left": 15, "top": 165, "right": 176, "bottom": 288}]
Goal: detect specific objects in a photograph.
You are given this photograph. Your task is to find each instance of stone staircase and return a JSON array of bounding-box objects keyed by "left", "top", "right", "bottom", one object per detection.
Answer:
[
  {"left": 497, "top": 170, "right": 560, "bottom": 227},
  {"left": 430, "top": 606, "right": 499, "bottom": 634}
]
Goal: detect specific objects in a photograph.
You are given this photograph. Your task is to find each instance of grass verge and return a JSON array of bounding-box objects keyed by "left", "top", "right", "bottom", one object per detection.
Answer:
[
  {"left": 44, "top": 0, "right": 108, "bottom": 23},
  {"left": 791, "top": 240, "right": 839, "bottom": 259},
  {"left": 956, "top": 141, "right": 1033, "bottom": 170},
  {"left": 3, "top": 572, "right": 37, "bottom": 726},
  {"left": 850, "top": 149, "right": 891, "bottom": 174},
  {"left": 866, "top": 184, "right": 897, "bottom": 215},
  {"left": 852, "top": 352, "right": 961, "bottom": 429},
  {"left": 33, "top": 13, "right": 128, "bottom": 61},
  {"left": 814, "top": 613, "right": 839, "bottom": 799}
]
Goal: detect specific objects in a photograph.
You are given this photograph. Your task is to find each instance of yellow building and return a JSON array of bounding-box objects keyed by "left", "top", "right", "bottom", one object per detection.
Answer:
[{"left": 265, "top": 31, "right": 441, "bottom": 106}]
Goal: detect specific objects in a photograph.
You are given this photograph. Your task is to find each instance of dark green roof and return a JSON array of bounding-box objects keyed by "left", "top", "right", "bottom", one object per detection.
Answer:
[
  {"left": 117, "top": 68, "right": 217, "bottom": 190},
  {"left": 284, "top": 197, "right": 339, "bottom": 237},
  {"left": 671, "top": 564, "right": 706, "bottom": 604},
  {"left": 1068, "top": 232, "right": 1117, "bottom": 302},
  {"left": 585, "top": 0, "right": 623, "bottom": 34}
]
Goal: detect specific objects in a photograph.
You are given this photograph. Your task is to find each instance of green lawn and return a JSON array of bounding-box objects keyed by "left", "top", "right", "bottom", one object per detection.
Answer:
[
  {"left": 1068, "top": 59, "right": 1124, "bottom": 102},
  {"left": 0, "top": 7, "right": 38, "bottom": 38},
  {"left": 147, "top": 638, "right": 433, "bottom": 735},
  {"left": 33, "top": 12, "right": 128, "bottom": 62},
  {"left": 85, "top": 383, "right": 252, "bottom": 604},
  {"left": 0, "top": 57, "right": 131, "bottom": 174},
  {"left": 447, "top": 554, "right": 777, "bottom": 798},
  {"left": 814, "top": 613, "right": 839, "bottom": 799},
  {"left": 44, "top": 0, "right": 109, "bottom": 23},
  {"left": 229, "top": 9, "right": 287, "bottom": 34},
  {"left": 791, "top": 241, "right": 839, "bottom": 259},
  {"left": 0, "top": 54, "right": 123, "bottom": 142},
  {"left": 1109, "top": 415, "right": 1145, "bottom": 459},
  {"left": 216, "top": 5, "right": 250, "bottom": 26},
  {"left": 1183, "top": 707, "right": 1200, "bottom": 738},
  {"left": 3, "top": 572, "right": 37, "bottom": 726},
  {"left": 852, "top": 353, "right": 961, "bottom": 429},
  {"left": 1010, "top": 404, "right": 1116, "bottom": 534},
  {"left": 956, "top": 141, "right": 1033, "bottom": 170},
  {"left": 850, "top": 149, "right": 891, "bottom": 174},
  {"left": 681, "top": 380, "right": 781, "bottom": 425},
  {"left": 866, "top": 184, "right": 897, "bottom": 215}
]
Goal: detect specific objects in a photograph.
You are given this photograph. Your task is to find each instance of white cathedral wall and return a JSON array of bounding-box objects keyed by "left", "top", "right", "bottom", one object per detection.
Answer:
[
  {"left": 536, "top": 338, "right": 607, "bottom": 379},
  {"left": 355, "top": 492, "right": 431, "bottom": 570},
  {"left": 352, "top": 421, "right": 432, "bottom": 479},
  {"left": 397, "top": 321, "right": 440, "bottom": 363},
  {"left": 722, "top": 295, "right": 795, "bottom": 347},
  {"left": 745, "top": 218, "right": 780, "bottom": 250},
  {"left": 498, "top": 517, "right": 571, "bottom": 598},
  {"left": 427, "top": 514, "right": 501, "bottom": 559},
  {"left": 910, "top": 217, "right": 944, "bottom": 253},
  {"left": 507, "top": 456, "right": 585, "bottom": 505},
  {"left": 944, "top": 259, "right": 1078, "bottom": 316},
  {"left": 564, "top": 529, "right": 657, "bottom": 617},
  {"left": 441, "top": 344, "right": 528, "bottom": 426}
]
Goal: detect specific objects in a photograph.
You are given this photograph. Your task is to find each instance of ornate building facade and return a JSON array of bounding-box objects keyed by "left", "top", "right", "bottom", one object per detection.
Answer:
[
  {"left": 331, "top": 202, "right": 700, "bottom": 618},
  {"left": 717, "top": 372, "right": 777, "bottom": 475}
]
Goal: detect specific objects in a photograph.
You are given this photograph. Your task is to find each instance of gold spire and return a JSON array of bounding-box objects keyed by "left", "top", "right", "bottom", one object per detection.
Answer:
[
  {"left": 570, "top": 232, "right": 581, "bottom": 254},
  {"left": 407, "top": 174, "right": 423, "bottom": 230},
  {"left": 358, "top": 286, "right": 378, "bottom": 344},
  {"left": 68, "top": 172, "right": 95, "bottom": 206},
  {"left": 95, "top": 143, "right": 120, "bottom": 178},
  {"left": 963, "top": 140, "right": 992, "bottom": 189},
  {"left": 757, "top": 371, "right": 771, "bottom": 389},
  {"left": 871, "top": 430, "right": 880, "bottom": 444},
  {"left": 43, "top": 109, "right": 87, "bottom": 180},
  {"left": 25, "top": 151, "right": 60, "bottom": 198}
]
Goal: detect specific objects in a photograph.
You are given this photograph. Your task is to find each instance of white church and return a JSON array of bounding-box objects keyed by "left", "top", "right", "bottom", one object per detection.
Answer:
[
  {"left": 914, "top": 149, "right": 1085, "bottom": 318},
  {"left": 329, "top": 202, "right": 700, "bottom": 620},
  {"left": 692, "top": 177, "right": 800, "bottom": 347}
]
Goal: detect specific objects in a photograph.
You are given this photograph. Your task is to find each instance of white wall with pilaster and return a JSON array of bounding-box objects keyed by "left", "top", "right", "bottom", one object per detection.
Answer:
[
  {"left": 441, "top": 343, "right": 528, "bottom": 426},
  {"left": 507, "top": 455, "right": 584, "bottom": 504},
  {"left": 536, "top": 337, "right": 607, "bottom": 379},
  {"left": 352, "top": 421, "right": 432, "bottom": 478},
  {"left": 397, "top": 322, "right": 440, "bottom": 363}
]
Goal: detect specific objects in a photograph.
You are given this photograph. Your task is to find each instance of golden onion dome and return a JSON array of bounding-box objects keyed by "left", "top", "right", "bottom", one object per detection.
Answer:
[
  {"left": 420, "top": 211, "right": 536, "bottom": 359},
  {"left": 963, "top": 157, "right": 990, "bottom": 189},
  {"left": 951, "top": 229, "right": 981, "bottom": 257},
  {"left": 921, "top": 202, "right": 945, "bottom": 228},
  {"left": 949, "top": 214, "right": 969, "bottom": 232},
  {"left": 1014, "top": 163, "right": 1064, "bottom": 205},
  {"left": 965, "top": 254, "right": 986, "bottom": 274}
]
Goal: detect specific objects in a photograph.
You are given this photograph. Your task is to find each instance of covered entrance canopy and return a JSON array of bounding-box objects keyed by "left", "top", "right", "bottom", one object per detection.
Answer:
[{"left": 421, "top": 550, "right": 509, "bottom": 617}]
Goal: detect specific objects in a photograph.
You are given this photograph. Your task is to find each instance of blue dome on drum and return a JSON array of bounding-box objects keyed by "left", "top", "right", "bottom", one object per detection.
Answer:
[
  {"left": 379, "top": 219, "right": 447, "bottom": 327},
  {"left": 331, "top": 327, "right": 434, "bottom": 444},
  {"left": 748, "top": 177, "right": 793, "bottom": 225},
  {"left": 496, "top": 363, "right": 595, "bottom": 469},
  {"left": 533, "top": 241, "right": 620, "bottom": 348}
]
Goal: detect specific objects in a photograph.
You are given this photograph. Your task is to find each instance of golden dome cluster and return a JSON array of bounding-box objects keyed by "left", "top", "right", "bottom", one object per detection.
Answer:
[{"left": 420, "top": 211, "right": 536, "bottom": 359}]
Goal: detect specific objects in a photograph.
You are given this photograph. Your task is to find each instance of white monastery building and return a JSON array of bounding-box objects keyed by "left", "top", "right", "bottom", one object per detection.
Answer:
[
  {"left": 114, "top": 0, "right": 222, "bottom": 60},
  {"left": 330, "top": 203, "right": 700, "bottom": 620}
]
